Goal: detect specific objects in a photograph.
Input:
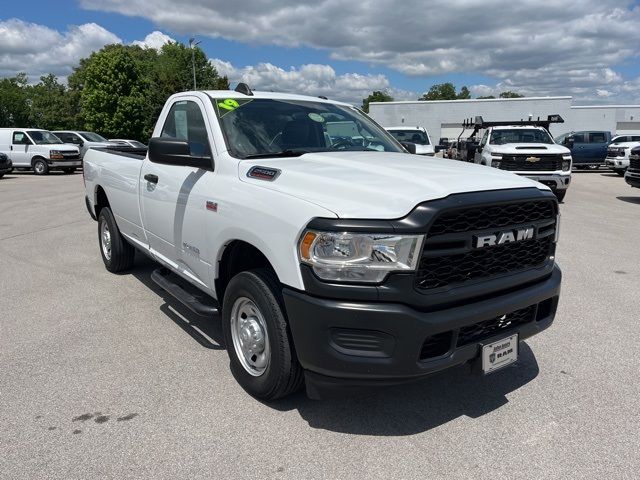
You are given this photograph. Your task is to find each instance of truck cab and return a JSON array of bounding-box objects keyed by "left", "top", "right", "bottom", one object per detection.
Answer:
[
  {"left": 470, "top": 117, "right": 572, "bottom": 202},
  {"left": 0, "top": 128, "right": 81, "bottom": 175},
  {"left": 385, "top": 126, "right": 435, "bottom": 156},
  {"left": 555, "top": 130, "right": 611, "bottom": 169},
  {"left": 52, "top": 130, "right": 119, "bottom": 160}
]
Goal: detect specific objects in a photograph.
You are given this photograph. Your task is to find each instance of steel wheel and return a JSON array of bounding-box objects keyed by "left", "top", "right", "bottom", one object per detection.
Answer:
[
  {"left": 34, "top": 160, "right": 46, "bottom": 174},
  {"left": 230, "top": 296, "right": 270, "bottom": 376},
  {"left": 100, "top": 220, "right": 112, "bottom": 261}
]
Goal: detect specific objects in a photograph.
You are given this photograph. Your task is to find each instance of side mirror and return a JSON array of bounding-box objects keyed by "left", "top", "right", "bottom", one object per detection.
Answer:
[
  {"left": 565, "top": 137, "right": 575, "bottom": 148},
  {"left": 78, "top": 140, "right": 85, "bottom": 147},
  {"left": 476, "top": 145, "right": 483, "bottom": 153},
  {"left": 148, "top": 137, "right": 213, "bottom": 170},
  {"left": 401, "top": 142, "right": 417, "bottom": 154}
]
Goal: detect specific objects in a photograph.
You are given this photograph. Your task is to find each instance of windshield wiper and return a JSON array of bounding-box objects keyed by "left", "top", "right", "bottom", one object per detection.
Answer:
[{"left": 242, "top": 149, "right": 309, "bottom": 159}]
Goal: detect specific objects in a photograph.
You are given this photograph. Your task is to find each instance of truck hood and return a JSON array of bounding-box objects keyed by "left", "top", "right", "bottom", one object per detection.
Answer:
[
  {"left": 238, "top": 151, "right": 546, "bottom": 219},
  {"left": 490, "top": 143, "right": 570, "bottom": 155}
]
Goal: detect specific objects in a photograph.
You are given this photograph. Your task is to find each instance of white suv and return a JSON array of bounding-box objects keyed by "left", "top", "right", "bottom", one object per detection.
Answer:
[{"left": 606, "top": 134, "right": 640, "bottom": 176}]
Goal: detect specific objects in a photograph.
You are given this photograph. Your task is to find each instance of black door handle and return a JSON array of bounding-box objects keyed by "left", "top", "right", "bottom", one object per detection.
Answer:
[{"left": 144, "top": 173, "right": 158, "bottom": 184}]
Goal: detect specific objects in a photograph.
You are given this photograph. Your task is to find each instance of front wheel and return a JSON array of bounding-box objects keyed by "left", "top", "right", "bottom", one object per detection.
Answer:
[
  {"left": 97, "top": 207, "right": 135, "bottom": 272},
  {"left": 222, "top": 269, "right": 303, "bottom": 400},
  {"left": 555, "top": 190, "right": 567, "bottom": 202},
  {"left": 33, "top": 159, "right": 49, "bottom": 175}
]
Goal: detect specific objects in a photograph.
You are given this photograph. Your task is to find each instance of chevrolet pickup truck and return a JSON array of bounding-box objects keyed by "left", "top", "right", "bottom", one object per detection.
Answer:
[
  {"left": 83, "top": 86, "right": 562, "bottom": 400},
  {"left": 470, "top": 116, "right": 572, "bottom": 202}
]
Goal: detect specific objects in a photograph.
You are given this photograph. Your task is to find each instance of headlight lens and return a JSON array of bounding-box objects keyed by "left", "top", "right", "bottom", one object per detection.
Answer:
[
  {"left": 299, "top": 231, "right": 424, "bottom": 283},
  {"left": 49, "top": 150, "right": 64, "bottom": 159},
  {"left": 562, "top": 156, "right": 572, "bottom": 171}
]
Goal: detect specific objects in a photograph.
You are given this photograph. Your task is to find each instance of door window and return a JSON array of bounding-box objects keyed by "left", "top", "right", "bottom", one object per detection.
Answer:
[
  {"left": 161, "top": 100, "right": 212, "bottom": 159},
  {"left": 570, "top": 133, "right": 586, "bottom": 143},
  {"left": 480, "top": 130, "right": 489, "bottom": 148},
  {"left": 12, "top": 131, "right": 31, "bottom": 145},
  {"left": 588, "top": 132, "right": 607, "bottom": 143}
]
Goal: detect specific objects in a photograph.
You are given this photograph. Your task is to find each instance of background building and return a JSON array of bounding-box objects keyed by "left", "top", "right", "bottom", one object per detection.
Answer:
[{"left": 369, "top": 97, "right": 640, "bottom": 141}]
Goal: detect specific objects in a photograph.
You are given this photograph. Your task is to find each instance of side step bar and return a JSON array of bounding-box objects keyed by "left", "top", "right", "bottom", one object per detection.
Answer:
[{"left": 151, "top": 268, "right": 218, "bottom": 316}]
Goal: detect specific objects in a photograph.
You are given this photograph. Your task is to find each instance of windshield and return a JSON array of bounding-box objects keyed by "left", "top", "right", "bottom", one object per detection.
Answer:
[
  {"left": 27, "top": 130, "right": 63, "bottom": 145},
  {"left": 211, "top": 97, "right": 404, "bottom": 158},
  {"left": 387, "top": 130, "right": 430, "bottom": 145},
  {"left": 490, "top": 129, "right": 553, "bottom": 145},
  {"left": 80, "top": 131, "right": 108, "bottom": 142}
]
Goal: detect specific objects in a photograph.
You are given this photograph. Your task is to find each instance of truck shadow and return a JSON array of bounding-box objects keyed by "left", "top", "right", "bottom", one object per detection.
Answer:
[
  {"left": 617, "top": 196, "right": 640, "bottom": 205},
  {"left": 270, "top": 344, "right": 539, "bottom": 435},
  {"left": 130, "top": 256, "right": 225, "bottom": 350}
]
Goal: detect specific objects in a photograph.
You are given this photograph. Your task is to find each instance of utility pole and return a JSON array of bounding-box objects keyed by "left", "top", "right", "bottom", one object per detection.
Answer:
[{"left": 188, "top": 37, "right": 201, "bottom": 90}]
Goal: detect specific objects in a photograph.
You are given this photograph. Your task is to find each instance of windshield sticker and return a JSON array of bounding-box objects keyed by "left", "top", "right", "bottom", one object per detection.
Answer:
[
  {"left": 215, "top": 98, "right": 252, "bottom": 118},
  {"left": 308, "top": 113, "right": 325, "bottom": 123}
]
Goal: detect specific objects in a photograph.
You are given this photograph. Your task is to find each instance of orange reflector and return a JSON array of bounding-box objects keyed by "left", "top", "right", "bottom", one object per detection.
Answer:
[{"left": 300, "top": 232, "right": 317, "bottom": 260}]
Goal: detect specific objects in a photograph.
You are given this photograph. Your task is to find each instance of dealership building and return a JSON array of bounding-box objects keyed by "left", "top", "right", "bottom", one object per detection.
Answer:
[{"left": 368, "top": 96, "right": 640, "bottom": 142}]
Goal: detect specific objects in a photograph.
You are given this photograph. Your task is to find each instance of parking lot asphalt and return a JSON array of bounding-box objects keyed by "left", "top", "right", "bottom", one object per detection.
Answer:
[{"left": 1, "top": 170, "right": 639, "bottom": 480}]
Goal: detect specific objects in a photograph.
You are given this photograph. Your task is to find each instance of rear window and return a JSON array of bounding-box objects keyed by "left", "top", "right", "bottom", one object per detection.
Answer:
[{"left": 387, "top": 130, "right": 430, "bottom": 145}]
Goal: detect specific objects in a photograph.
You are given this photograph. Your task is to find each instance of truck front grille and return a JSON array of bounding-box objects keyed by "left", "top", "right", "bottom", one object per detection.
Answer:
[
  {"left": 415, "top": 199, "right": 557, "bottom": 291},
  {"left": 630, "top": 156, "right": 640, "bottom": 171},
  {"left": 456, "top": 305, "right": 536, "bottom": 346},
  {"left": 499, "top": 154, "right": 562, "bottom": 171}
]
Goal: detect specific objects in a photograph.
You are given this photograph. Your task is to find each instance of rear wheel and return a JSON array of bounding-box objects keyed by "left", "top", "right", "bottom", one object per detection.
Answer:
[
  {"left": 555, "top": 190, "right": 567, "bottom": 202},
  {"left": 97, "top": 207, "right": 135, "bottom": 272},
  {"left": 33, "top": 158, "right": 49, "bottom": 175},
  {"left": 222, "top": 269, "right": 303, "bottom": 400}
]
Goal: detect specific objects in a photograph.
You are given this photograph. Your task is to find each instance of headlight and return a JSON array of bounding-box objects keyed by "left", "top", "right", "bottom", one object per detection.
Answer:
[
  {"left": 491, "top": 160, "right": 501, "bottom": 168},
  {"left": 491, "top": 153, "right": 502, "bottom": 168},
  {"left": 562, "top": 156, "right": 572, "bottom": 171},
  {"left": 299, "top": 230, "right": 424, "bottom": 283},
  {"left": 49, "top": 150, "right": 64, "bottom": 159}
]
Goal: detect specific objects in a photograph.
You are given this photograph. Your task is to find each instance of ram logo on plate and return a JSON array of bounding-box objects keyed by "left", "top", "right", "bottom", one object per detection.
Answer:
[{"left": 247, "top": 166, "right": 281, "bottom": 181}]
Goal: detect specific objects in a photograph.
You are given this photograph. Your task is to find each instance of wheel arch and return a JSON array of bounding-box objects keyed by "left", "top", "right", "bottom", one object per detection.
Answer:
[
  {"left": 94, "top": 185, "right": 111, "bottom": 219},
  {"left": 215, "top": 240, "right": 280, "bottom": 306}
]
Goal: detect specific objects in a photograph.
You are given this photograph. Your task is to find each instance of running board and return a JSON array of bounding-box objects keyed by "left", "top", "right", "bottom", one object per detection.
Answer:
[{"left": 151, "top": 268, "right": 218, "bottom": 316}]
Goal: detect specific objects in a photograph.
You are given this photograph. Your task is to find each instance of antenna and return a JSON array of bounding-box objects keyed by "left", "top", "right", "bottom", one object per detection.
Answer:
[{"left": 235, "top": 82, "right": 253, "bottom": 96}]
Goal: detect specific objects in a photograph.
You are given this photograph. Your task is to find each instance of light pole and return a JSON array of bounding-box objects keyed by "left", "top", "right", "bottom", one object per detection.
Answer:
[{"left": 188, "top": 37, "right": 201, "bottom": 90}]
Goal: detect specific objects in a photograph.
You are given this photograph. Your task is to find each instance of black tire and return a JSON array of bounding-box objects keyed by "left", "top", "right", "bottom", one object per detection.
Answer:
[
  {"left": 33, "top": 158, "right": 49, "bottom": 175},
  {"left": 555, "top": 190, "right": 567, "bottom": 202},
  {"left": 0, "top": 173, "right": 4, "bottom": 179},
  {"left": 97, "top": 207, "right": 135, "bottom": 273},
  {"left": 63, "top": 168, "right": 76, "bottom": 174},
  {"left": 616, "top": 170, "right": 626, "bottom": 177},
  {"left": 222, "top": 269, "right": 303, "bottom": 400}
]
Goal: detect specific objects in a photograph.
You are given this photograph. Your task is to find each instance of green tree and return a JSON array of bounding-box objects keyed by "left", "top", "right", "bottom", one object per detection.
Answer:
[
  {"left": 0, "top": 73, "right": 30, "bottom": 127},
  {"left": 457, "top": 86, "right": 471, "bottom": 99},
  {"left": 70, "top": 44, "right": 148, "bottom": 139},
  {"left": 477, "top": 95, "right": 496, "bottom": 99},
  {"left": 27, "top": 74, "right": 79, "bottom": 130},
  {"left": 361, "top": 90, "right": 394, "bottom": 113},
  {"left": 420, "top": 82, "right": 457, "bottom": 100},
  {"left": 499, "top": 91, "right": 524, "bottom": 98},
  {"left": 419, "top": 83, "right": 472, "bottom": 101}
]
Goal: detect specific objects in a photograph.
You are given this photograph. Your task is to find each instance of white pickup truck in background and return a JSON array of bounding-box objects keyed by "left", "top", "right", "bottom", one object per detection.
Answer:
[{"left": 83, "top": 86, "right": 562, "bottom": 400}]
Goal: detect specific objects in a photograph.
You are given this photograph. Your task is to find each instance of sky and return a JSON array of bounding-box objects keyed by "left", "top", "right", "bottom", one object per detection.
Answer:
[{"left": 1, "top": 0, "right": 640, "bottom": 105}]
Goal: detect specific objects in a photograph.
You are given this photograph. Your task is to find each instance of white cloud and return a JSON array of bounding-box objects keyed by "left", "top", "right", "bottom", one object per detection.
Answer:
[
  {"left": 0, "top": 19, "right": 121, "bottom": 80},
  {"left": 80, "top": 0, "right": 640, "bottom": 103},
  {"left": 131, "top": 31, "right": 174, "bottom": 50},
  {"left": 211, "top": 59, "right": 413, "bottom": 104}
]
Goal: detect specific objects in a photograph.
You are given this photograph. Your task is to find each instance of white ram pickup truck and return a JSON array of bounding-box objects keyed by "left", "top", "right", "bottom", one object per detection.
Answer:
[{"left": 83, "top": 86, "right": 562, "bottom": 400}]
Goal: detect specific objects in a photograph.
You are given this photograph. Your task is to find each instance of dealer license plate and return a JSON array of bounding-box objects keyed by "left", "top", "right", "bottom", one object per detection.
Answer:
[{"left": 482, "top": 334, "right": 518, "bottom": 374}]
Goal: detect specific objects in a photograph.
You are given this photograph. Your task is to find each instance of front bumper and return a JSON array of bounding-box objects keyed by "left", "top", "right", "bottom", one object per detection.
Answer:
[
  {"left": 518, "top": 173, "right": 571, "bottom": 191},
  {"left": 49, "top": 160, "right": 82, "bottom": 168},
  {"left": 284, "top": 265, "right": 561, "bottom": 397},
  {"left": 626, "top": 170, "right": 640, "bottom": 188},
  {"left": 605, "top": 158, "right": 629, "bottom": 170}
]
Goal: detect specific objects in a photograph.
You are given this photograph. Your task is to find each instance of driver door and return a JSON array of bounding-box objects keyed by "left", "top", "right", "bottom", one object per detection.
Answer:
[{"left": 139, "top": 97, "right": 215, "bottom": 288}]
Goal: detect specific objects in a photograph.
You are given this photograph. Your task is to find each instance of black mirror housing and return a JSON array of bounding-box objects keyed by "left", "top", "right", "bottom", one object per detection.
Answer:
[
  {"left": 401, "top": 142, "right": 417, "bottom": 154},
  {"left": 148, "top": 137, "right": 213, "bottom": 170}
]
